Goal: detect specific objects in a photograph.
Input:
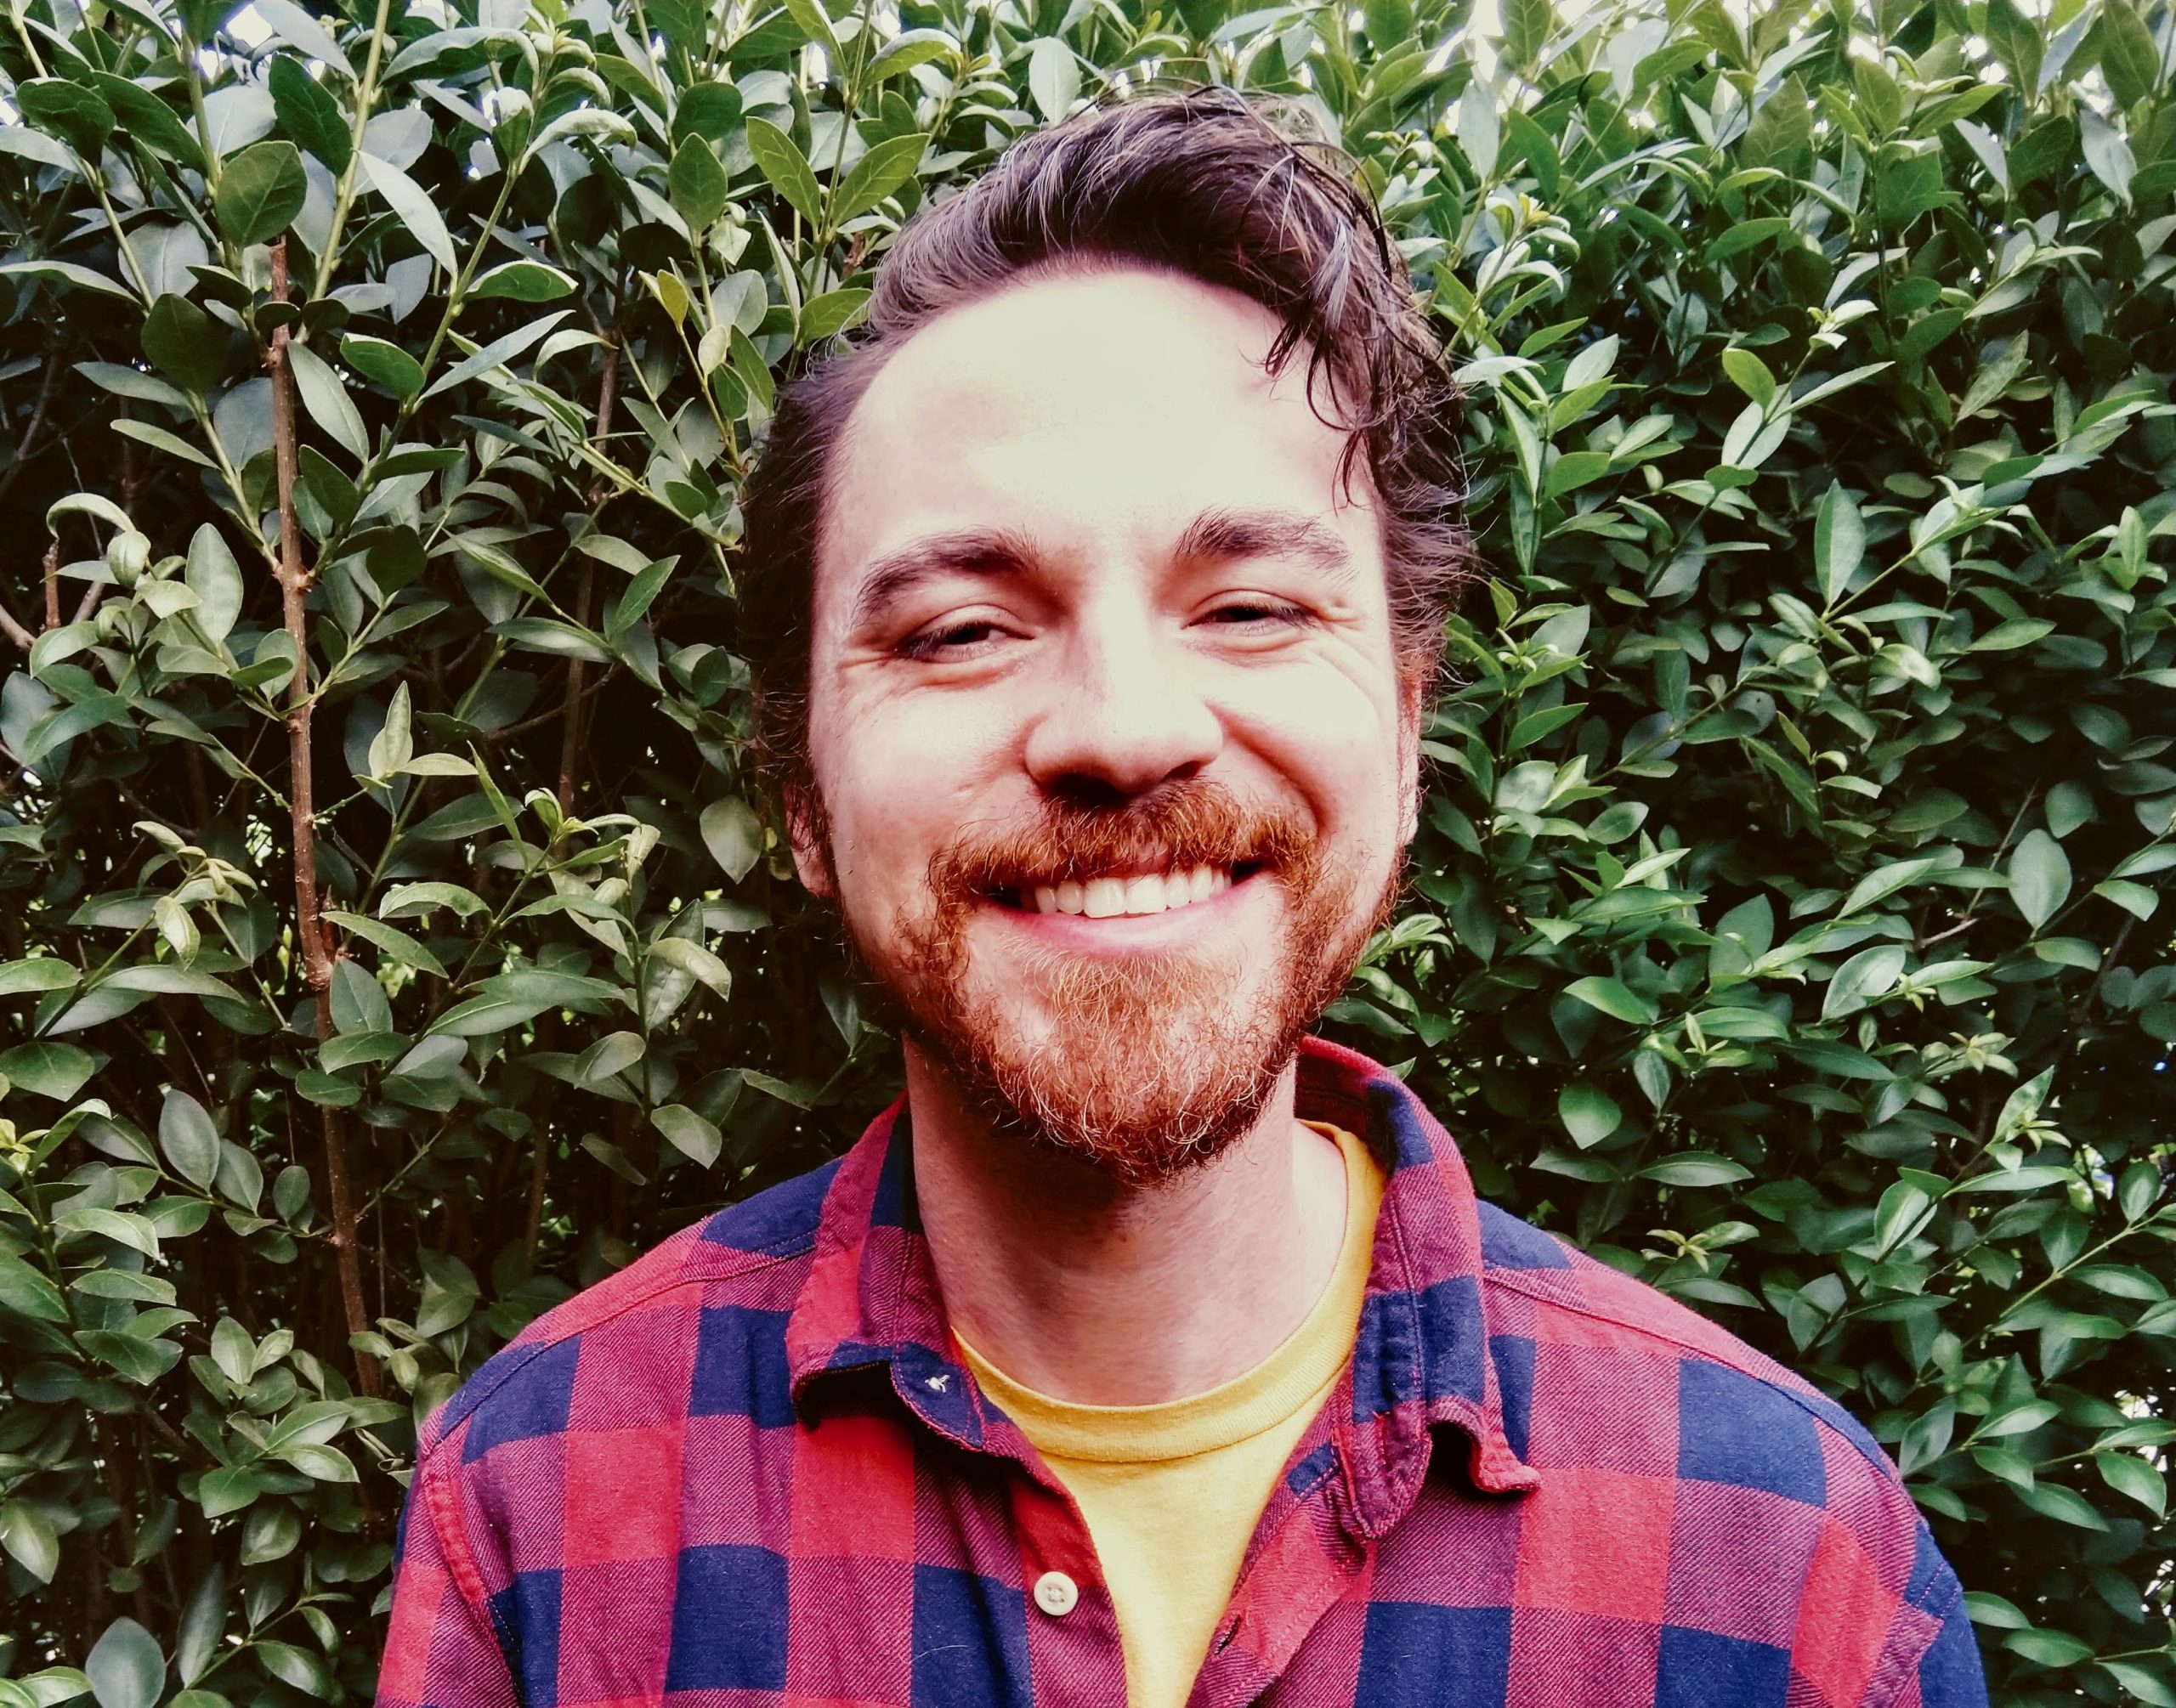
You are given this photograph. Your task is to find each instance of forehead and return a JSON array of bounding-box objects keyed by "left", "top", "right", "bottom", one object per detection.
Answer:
[{"left": 818, "top": 266, "right": 1372, "bottom": 594}]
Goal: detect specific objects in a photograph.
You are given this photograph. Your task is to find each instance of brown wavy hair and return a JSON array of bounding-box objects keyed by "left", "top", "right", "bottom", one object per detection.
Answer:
[{"left": 737, "top": 85, "right": 1476, "bottom": 804}]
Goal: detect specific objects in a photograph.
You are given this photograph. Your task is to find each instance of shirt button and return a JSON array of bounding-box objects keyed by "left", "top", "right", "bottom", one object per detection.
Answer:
[{"left": 1033, "top": 1570, "right": 1079, "bottom": 1617}]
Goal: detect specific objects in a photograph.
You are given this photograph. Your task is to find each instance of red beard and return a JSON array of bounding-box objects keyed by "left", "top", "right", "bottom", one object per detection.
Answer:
[{"left": 842, "top": 778, "right": 1395, "bottom": 1185}]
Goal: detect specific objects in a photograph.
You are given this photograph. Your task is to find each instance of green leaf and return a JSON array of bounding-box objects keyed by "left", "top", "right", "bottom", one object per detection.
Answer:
[
  {"left": 84, "top": 1618, "right": 164, "bottom": 1708},
  {"left": 1720, "top": 347, "right": 1776, "bottom": 408},
  {"left": 2103, "top": 3, "right": 2162, "bottom": 109},
  {"left": 669, "top": 136, "right": 731, "bottom": 229},
  {"left": 286, "top": 341, "right": 369, "bottom": 461},
  {"left": 469, "top": 260, "right": 579, "bottom": 302},
  {"left": 1740, "top": 76, "right": 1811, "bottom": 172},
  {"left": 159, "top": 1089, "right": 222, "bottom": 1188},
  {"left": 652, "top": 1103, "right": 722, "bottom": 1167},
  {"left": 1822, "top": 942, "right": 1907, "bottom": 1019},
  {"left": 1499, "top": 0, "right": 1550, "bottom": 73},
  {"left": 0, "top": 956, "right": 78, "bottom": 995},
  {"left": 672, "top": 81, "right": 745, "bottom": 149},
  {"left": 88, "top": 74, "right": 208, "bottom": 172},
  {"left": 1558, "top": 1083, "right": 1623, "bottom": 1146},
  {"left": 1639, "top": 1152, "right": 1754, "bottom": 1187},
  {"left": 0, "top": 1502, "right": 60, "bottom": 1582},
  {"left": 1984, "top": 0, "right": 2044, "bottom": 94},
  {"left": 1815, "top": 481, "right": 1865, "bottom": 606},
  {"left": 832, "top": 132, "right": 926, "bottom": 223},
  {"left": 268, "top": 55, "right": 351, "bottom": 171},
  {"left": 0, "top": 1040, "right": 96, "bottom": 1100},
  {"left": 143, "top": 294, "right": 227, "bottom": 394},
  {"left": 2009, "top": 829, "right": 2072, "bottom": 932},
  {"left": 700, "top": 796, "right": 765, "bottom": 882},
  {"left": 800, "top": 287, "right": 872, "bottom": 343},
  {"left": 16, "top": 78, "right": 115, "bottom": 156},
  {"left": 2097, "top": 1451, "right": 2168, "bottom": 1515},
  {"left": 0, "top": 1253, "right": 69, "bottom": 1322},
  {"left": 746, "top": 116, "right": 823, "bottom": 226},
  {"left": 215, "top": 141, "right": 309, "bottom": 246},
  {"left": 361, "top": 154, "right": 457, "bottom": 273},
  {"left": 339, "top": 332, "right": 425, "bottom": 400},
  {"left": 1028, "top": 38, "right": 1083, "bottom": 123},
  {"left": 1562, "top": 976, "right": 1658, "bottom": 1024}
]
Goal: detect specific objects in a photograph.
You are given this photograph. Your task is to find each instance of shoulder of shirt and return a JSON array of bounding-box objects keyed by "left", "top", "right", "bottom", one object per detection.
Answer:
[
  {"left": 1470, "top": 1196, "right": 1913, "bottom": 1503},
  {"left": 413, "top": 1155, "right": 842, "bottom": 1467}
]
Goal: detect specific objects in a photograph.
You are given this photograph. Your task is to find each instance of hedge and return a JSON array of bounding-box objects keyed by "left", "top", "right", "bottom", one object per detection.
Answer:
[{"left": 0, "top": 0, "right": 2171, "bottom": 1698}]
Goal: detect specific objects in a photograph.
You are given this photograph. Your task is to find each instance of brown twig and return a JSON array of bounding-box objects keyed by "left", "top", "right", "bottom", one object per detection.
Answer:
[
  {"left": 266, "top": 238, "right": 379, "bottom": 1400},
  {"left": 479, "top": 668, "right": 615, "bottom": 746},
  {"left": 42, "top": 539, "right": 59, "bottom": 630},
  {"left": 0, "top": 337, "right": 65, "bottom": 517},
  {"left": 556, "top": 337, "right": 622, "bottom": 819},
  {"left": 0, "top": 343, "right": 69, "bottom": 650}
]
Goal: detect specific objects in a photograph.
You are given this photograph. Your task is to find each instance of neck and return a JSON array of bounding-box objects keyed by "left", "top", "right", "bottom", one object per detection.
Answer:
[{"left": 903, "top": 1044, "right": 1349, "bottom": 1405}]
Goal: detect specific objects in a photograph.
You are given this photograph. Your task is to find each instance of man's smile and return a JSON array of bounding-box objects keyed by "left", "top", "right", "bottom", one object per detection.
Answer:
[{"left": 1006, "top": 863, "right": 1239, "bottom": 916}]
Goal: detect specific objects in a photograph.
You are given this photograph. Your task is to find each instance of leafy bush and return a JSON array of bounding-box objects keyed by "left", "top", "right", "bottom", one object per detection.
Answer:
[{"left": 0, "top": 0, "right": 2173, "bottom": 1695}]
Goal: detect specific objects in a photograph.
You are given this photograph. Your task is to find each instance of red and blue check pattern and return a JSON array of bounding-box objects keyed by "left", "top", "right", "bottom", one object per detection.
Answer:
[{"left": 379, "top": 1037, "right": 1987, "bottom": 1707}]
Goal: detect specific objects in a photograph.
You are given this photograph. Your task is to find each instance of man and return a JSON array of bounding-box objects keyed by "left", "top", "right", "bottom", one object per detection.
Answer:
[{"left": 379, "top": 91, "right": 1986, "bottom": 1708}]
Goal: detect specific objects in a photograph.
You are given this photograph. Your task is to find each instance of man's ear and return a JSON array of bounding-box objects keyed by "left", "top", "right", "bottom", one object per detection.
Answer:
[
  {"left": 784, "top": 783, "right": 836, "bottom": 898},
  {"left": 1396, "top": 666, "right": 1427, "bottom": 847}
]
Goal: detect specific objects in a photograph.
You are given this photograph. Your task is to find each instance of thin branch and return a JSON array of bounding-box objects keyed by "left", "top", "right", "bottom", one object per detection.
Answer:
[
  {"left": 42, "top": 540, "right": 59, "bottom": 630},
  {"left": 0, "top": 337, "right": 66, "bottom": 516},
  {"left": 266, "top": 238, "right": 379, "bottom": 1400}
]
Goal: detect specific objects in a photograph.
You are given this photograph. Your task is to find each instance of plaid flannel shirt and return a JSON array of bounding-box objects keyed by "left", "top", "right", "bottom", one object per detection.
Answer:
[{"left": 379, "top": 1038, "right": 1987, "bottom": 1708}]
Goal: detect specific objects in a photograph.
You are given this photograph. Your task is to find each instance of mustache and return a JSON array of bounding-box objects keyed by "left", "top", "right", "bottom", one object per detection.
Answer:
[{"left": 925, "top": 782, "right": 1316, "bottom": 898}]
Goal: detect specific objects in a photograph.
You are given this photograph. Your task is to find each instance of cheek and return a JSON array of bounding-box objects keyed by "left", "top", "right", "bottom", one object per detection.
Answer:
[
  {"left": 810, "top": 688, "right": 1017, "bottom": 896},
  {"left": 1223, "top": 665, "right": 1408, "bottom": 839}
]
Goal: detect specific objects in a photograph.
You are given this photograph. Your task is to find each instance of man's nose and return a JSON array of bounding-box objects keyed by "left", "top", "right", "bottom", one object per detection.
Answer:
[{"left": 1023, "top": 602, "right": 1222, "bottom": 799}]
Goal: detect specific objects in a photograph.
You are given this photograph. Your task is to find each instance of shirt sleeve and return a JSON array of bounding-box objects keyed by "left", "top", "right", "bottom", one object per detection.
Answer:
[
  {"left": 1867, "top": 1526, "right": 1990, "bottom": 1708},
  {"left": 377, "top": 1453, "right": 520, "bottom": 1708}
]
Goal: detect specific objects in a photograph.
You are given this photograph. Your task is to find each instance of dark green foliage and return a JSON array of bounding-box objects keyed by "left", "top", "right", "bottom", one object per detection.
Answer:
[{"left": 0, "top": 0, "right": 2170, "bottom": 1698}]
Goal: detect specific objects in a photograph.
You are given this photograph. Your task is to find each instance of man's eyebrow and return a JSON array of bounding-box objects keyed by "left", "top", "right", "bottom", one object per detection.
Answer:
[
  {"left": 845, "top": 527, "right": 1043, "bottom": 635},
  {"left": 1176, "top": 506, "right": 1355, "bottom": 586}
]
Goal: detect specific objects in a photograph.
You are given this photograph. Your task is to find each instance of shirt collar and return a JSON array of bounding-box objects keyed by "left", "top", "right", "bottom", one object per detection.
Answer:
[{"left": 783, "top": 1036, "right": 1537, "bottom": 1521}]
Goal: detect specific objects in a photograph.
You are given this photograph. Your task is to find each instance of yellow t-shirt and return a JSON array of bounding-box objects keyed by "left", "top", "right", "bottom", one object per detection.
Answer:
[{"left": 955, "top": 1123, "right": 1385, "bottom": 1708}]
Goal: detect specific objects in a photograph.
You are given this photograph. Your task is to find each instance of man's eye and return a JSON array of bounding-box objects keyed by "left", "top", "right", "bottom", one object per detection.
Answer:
[
  {"left": 1204, "top": 599, "right": 1310, "bottom": 628},
  {"left": 898, "top": 619, "right": 1005, "bottom": 659}
]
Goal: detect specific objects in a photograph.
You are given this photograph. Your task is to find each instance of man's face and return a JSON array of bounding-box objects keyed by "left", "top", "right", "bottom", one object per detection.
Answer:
[{"left": 797, "top": 266, "right": 1420, "bottom": 1182}]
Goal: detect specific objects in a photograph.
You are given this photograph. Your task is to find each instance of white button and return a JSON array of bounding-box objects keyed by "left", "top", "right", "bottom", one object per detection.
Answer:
[{"left": 1033, "top": 1570, "right": 1078, "bottom": 1616}]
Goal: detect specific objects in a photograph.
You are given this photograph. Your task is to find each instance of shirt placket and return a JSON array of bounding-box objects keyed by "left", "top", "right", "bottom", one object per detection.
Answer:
[{"left": 886, "top": 1338, "right": 1134, "bottom": 1708}]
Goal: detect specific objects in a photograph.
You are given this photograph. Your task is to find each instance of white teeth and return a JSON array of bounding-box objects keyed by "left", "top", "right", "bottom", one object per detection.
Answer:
[{"left": 1032, "top": 866, "right": 1236, "bottom": 919}]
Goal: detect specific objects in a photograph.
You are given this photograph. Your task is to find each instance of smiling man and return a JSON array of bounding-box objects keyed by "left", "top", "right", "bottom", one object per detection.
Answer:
[{"left": 379, "top": 91, "right": 1986, "bottom": 1708}]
